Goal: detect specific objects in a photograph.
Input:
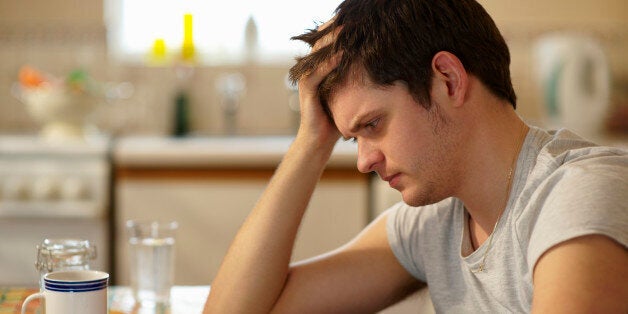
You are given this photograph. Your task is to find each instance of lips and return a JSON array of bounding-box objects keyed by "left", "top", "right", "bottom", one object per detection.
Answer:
[{"left": 382, "top": 173, "right": 401, "bottom": 189}]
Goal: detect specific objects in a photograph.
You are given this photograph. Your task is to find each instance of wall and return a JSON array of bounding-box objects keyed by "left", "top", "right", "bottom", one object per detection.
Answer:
[
  {"left": 1, "top": 0, "right": 627, "bottom": 136},
  {"left": 483, "top": 0, "right": 628, "bottom": 126}
]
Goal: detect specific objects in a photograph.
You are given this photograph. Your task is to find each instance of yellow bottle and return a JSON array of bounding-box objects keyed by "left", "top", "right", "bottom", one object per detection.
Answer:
[{"left": 181, "top": 13, "right": 195, "bottom": 62}]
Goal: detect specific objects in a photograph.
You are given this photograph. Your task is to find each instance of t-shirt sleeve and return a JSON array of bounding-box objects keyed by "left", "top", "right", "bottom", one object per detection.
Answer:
[
  {"left": 386, "top": 202, "right": 427, "bottom": 282},
  {"left": 527, "top": 155, "right": 628, "bottom": 272}
]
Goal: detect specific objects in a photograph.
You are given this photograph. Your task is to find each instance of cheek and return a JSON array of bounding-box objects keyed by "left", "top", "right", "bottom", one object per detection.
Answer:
[
  {"left": 388, "top": 131, "right": 425, "bottom": 169},
  {"left": 393, "top": 120, "right": 433, "bottom": 158},
  {"left": 393, "top": 126, "right": 449, "bottom": 178}
]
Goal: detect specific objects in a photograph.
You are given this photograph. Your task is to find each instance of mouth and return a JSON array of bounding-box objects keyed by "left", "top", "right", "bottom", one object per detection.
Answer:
[{"left": 382, "top": 173, "right": 401, "bottom": 189}]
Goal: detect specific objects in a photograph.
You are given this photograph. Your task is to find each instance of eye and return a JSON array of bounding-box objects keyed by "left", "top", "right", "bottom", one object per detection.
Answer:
[{"left": 365, "top": 118, "right": 380, "bottom": 130}]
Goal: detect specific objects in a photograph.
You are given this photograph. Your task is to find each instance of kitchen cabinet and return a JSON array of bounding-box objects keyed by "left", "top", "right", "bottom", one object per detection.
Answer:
[
  {"left": 0, "top": 136, "right": 110, "bottom": 286},
  {"left": 112, "top": 136, "right": 370, "bottom": 286}
]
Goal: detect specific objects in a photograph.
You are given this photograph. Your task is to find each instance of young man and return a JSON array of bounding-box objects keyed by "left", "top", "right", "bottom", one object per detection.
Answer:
[{"left": 204, "top": 0, "right": 628, "bottom": 312}]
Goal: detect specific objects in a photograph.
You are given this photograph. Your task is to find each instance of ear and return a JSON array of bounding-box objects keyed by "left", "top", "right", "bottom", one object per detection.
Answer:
[{"left": 431, "top": 51, "right": 468, "bottom": 107}]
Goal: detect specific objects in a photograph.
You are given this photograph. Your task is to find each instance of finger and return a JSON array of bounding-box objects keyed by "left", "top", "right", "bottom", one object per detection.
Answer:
[
  {"left": 304, "top": 24, "right": 343, "bottom": 86},
  {"left": 291, "top": 17, "right": 342, "bottom": 91},
  {"left": 311, "top": 22, "right": 340, "bottom": 53},
  {"left": 310, "top": 51, "right": 342, "bottom": 81},
  {"left": 311, "top": 19, "right": 336, "bottom": 49},
  {"left": 300, "top": 51, "right": 342, "bottom": 93}
]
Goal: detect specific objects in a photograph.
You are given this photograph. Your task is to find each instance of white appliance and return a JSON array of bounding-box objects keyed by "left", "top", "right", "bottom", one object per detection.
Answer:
[
  {"left": 534, "top": 33, "right": 611, "bottom": 140},
  {"left": 0, "top": 136, "right": 111, "bottom": 286}
]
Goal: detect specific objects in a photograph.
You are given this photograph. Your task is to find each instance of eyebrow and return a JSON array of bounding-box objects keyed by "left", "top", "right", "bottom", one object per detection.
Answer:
[
  {"left": 349, "top": 116, "right": 363, "bottom": 133},
  {"left": 342, "top": 112, "right": 372, "bottom": 140}
]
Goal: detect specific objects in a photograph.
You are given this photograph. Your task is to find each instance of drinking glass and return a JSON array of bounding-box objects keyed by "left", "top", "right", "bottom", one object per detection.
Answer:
[{"left": 126, "top": 220, "right": 178, "bottom": 307}]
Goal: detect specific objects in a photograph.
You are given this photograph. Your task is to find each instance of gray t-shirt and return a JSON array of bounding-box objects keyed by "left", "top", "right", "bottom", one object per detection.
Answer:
[{"left": 386, "top": 126, "right": 628, "bottom": 313}]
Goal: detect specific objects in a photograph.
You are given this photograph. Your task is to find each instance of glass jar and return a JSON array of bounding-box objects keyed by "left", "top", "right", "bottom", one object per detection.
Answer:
[{"left": 35, "top": 238, "right": 97, "bottom": 291}]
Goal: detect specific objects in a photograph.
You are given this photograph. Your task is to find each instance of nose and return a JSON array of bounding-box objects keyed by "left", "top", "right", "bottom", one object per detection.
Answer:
[{"left": 356, "top": 140, "right": 383, "bottom": 173}]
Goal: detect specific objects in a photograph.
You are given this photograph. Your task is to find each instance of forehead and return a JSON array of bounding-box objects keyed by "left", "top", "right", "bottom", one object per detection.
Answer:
[
  {"left": 328, "top": 78, "right": 402, "bottom": 134},
  {"left": 327, "top": 65, "right": 378, "bottom": 110},
  {"left": 329, "top": 78, "right": 375, "bottom": 115}
]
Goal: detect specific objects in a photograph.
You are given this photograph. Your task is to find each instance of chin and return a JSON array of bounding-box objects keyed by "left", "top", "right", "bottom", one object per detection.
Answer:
[
  {"left": 401, "top": 187, "right": 442, "bottom": 207},
  {"left": 401, "top": 192, "right": 426, "bottom": 207}
]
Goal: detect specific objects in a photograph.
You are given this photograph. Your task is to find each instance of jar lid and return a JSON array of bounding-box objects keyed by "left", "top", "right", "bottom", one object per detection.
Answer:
[{"left": 35, "top": 238, "right": 97, "bottom": 272}]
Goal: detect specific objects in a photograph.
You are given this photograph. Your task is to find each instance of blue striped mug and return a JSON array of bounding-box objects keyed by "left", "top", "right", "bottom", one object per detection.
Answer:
[{"left": 22, "top": 270, "right": 109, "bottom": 314}]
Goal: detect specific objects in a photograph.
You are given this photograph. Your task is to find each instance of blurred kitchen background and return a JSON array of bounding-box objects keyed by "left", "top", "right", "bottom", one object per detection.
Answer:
[
  {"left": 0, "top": 0, "right": 627, "bottom": 312},
  {"left": 1, "top": 0, "right": 627, "bottom": 136}
]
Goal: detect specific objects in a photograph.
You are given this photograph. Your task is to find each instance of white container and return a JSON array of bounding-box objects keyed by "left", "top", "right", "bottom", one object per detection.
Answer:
[{"left": 15, "top": 85, "right": 98, "bottom": 141}]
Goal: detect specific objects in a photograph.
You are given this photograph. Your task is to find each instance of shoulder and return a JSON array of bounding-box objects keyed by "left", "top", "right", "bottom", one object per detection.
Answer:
[
  {"left": 538, "top": 141, "right": 627, "bottom": 212},
  {"left": 525, "top": 127, "right": 627, "bottom": 213},
  {"left": 532, "top": 127, "right": 627, "bottom": 169},
  {"left": 523, "top": 132, "right": 628, "bottom": 275}
]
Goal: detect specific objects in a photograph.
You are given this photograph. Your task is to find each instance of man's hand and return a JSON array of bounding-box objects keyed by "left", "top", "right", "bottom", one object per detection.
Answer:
[
  {"left": 294, "top": 20, "right": 342, "bottom": 150},
  {"left": 204, "top": 20, "right": 348, "bottom": 314}
]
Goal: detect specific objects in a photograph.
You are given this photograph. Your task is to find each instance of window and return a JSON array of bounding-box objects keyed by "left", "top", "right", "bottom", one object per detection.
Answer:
[{"left": 104, "top": 0, "right": 342, "bottom": 65}]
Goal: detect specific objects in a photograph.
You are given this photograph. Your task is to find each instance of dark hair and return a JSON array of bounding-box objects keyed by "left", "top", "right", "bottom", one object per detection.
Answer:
[{"left": 289, "top": 0, "right": 517, "bottom": 114}]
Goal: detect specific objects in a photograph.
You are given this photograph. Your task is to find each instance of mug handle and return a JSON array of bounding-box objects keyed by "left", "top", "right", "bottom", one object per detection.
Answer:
[{"left": 21, "top": 292, "right": 44, "bottom": 314}]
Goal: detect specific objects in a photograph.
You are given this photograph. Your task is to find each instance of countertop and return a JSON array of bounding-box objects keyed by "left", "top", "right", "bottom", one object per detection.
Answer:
[
  {"left": 113, "top": 135, "right": 358, "bottom": 169},
  {"left": 2, "top": 286, "right": 210, "bottom": 314}
]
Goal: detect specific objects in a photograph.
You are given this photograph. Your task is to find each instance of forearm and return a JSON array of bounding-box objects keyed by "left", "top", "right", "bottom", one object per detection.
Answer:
[{"left": 204, "top": 135, "right": 336, "bottom": 313}]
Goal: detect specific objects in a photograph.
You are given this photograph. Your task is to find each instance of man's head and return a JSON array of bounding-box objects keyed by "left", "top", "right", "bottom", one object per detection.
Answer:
[{"left": 289, "top": 0, "right": 516, "bottom": 116}]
